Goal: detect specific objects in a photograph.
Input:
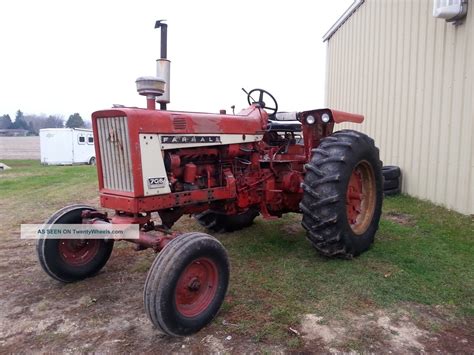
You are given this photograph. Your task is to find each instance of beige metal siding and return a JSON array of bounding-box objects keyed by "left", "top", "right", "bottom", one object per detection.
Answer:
[{"left": 325, "top": 0, "right": 473, "bottom": 215}]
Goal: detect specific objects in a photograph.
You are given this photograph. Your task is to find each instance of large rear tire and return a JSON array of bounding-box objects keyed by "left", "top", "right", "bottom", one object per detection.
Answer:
[
  {"left": 194, "top": 208, "right": 259, "bottom": 232},
  {"left": 300, "top": 130, "right": 383, "bottom": 258},
  {"left": 144, "top": 232, "right": 229, "bottom": 336},
  {"left": 36, "top": 204, "right": 114, "bottom": 283}
]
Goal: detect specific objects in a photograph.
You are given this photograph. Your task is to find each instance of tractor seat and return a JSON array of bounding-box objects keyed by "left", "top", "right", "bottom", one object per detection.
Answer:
[
  {"left": 273, "top": 112, "right": 297, "bottom": 121},
  {"left": 267, "top": 111, "right": 301, "bottom": 132},
  {"left": 267, "top": 120, "right": 301, "bottom": 132}
]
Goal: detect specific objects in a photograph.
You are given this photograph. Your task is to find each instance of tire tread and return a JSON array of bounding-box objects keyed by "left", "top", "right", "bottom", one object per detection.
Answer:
[{"left": 301, "top": 130, "right": 383, "bottom": 258}]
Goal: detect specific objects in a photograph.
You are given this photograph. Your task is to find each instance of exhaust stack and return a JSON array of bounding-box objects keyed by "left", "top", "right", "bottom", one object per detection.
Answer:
[{"left": 155, "top": 20, "right": 170, "bottom": 110}]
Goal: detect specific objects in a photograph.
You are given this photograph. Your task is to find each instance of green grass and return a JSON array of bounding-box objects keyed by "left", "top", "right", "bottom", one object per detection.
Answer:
[
  {"left": 0, "top": 160, "right": 97, "bottom": 198},
  {"left": 215, "top": 196, "right": 474, "bottom": 343},
  {"left": 0, "top": 160, "right": 99, "bottom": 227},
  {"left": 1, "top": 160, "right": 472, "bottom": 346}
]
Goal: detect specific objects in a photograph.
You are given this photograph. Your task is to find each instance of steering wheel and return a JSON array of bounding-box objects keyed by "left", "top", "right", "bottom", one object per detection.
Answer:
[{"left": 246, "top": 88, "right": 278, "bottom": 116}]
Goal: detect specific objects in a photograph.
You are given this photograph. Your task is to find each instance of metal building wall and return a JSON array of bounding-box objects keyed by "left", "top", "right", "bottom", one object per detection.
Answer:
[{"left": 325, "top": 0, "right": 473, "bottom": 215}]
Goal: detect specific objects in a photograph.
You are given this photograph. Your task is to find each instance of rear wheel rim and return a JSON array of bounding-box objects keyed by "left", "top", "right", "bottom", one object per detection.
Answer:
[
  {"left": 58, "top": 239, "right": 100, "bottom": 266},
  {"left": 175, "top": 257, "right": 218, "bottom": 318},
  {"left": 346, "top": 160, "right": 376, "bottom": 235}
]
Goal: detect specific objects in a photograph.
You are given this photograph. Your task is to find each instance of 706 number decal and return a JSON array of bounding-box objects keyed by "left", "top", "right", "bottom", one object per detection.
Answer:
[{"left": 148, "top": 177, "right": 166, "bottom": 189}]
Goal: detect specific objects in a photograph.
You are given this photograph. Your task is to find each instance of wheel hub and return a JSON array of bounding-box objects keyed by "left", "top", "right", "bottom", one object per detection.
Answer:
[
  {"left": 58, "top": 239, "right": 100, "bottom": 266},
  {"left": 346, "top": 161, "right": 376, "bottom": 235},
  {"left": 175, "top": 258, "right": 218, "bottom": 318},
  {"left": 347, "top": 169, "right": 363, "bottom": 224},
  {"left": 188, "top": 277, "right": 201, "bottom": 291}
]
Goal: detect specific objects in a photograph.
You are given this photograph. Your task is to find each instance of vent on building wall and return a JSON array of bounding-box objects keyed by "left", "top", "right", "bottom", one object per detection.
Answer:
[{"left": 433, "top": 0, "right": 468, "bottom": 24}]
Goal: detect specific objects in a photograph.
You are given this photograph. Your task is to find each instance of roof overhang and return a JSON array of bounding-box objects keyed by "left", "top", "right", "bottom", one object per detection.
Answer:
[{"left": 323, "top": 0, "right": 365, "bottom": 42}]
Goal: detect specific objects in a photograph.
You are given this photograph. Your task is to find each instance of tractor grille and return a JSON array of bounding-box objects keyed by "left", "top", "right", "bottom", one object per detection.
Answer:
[{"left": 96, "top": 116, "right": 134, "bottom": 192}]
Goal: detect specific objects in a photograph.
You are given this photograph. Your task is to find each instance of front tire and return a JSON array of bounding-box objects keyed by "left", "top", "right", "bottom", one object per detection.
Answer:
[
  {"left": 300, "top": 130, "right": 383, "bottom": 258},
  {"left": 144, "top": 232, "right": 229, "bottom": 336},
  {"left": 36, "top": 204, "right": 114, "bottom": 283}
]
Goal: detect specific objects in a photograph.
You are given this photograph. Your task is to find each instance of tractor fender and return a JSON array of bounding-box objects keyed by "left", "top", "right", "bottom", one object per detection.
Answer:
[{"left": 329, "top": 109, "right": 364, "bottom": 124}]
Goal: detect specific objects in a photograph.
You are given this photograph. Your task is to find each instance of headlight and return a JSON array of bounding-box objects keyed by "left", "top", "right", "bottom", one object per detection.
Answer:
[
  {"left": 306, "top": 115, "right": 316, "bottom": 125},
  {"left": 321, "top": 113, "right": 331, "bottom": 123}
]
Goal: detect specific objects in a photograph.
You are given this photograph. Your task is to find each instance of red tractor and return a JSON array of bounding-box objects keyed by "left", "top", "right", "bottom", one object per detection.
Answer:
[{"left": 36, "top": 23, "right": 383, "bottom": 336}]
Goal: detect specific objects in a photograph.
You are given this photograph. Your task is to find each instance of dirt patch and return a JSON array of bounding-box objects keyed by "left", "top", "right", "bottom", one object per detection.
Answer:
[
  {"left": 282, "top": 222, "right": 304, "bottom": 236},
  {"left": 376, "top": 313, "right": 427, "bottom": 351},
  {"left": 0, "top": 179, "right": 471, "bottom": 353},
  {"left": 0, "top": 208, "right": 285, "bottom": 353},
  {"left": 301, "top": 310, "right": 426, "bottom": 352},
  {"left": 0, "top": 137, "right": 40, "bottom": 159},
  {"left": 423, "top": 324, "right": 473, "bottom": 353},
  {"left": 383, "top": 211, "right": 416, "bottom": 226},
  {"left": 301, "top": 314, "right": 345, "bottom": 343},
  {"left": 300, "top": 307, "right": 473, "bottom": 353},
  {"left": 1, "top": 236, "right": 472, "bottom": 353}
]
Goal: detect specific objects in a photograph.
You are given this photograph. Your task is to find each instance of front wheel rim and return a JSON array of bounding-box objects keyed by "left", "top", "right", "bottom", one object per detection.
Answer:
[
  {"left": 346, "top": 160, "right": 377, "bottom": 235},
  {"left": 58, "top": 239, "right": 100, "bottom": 266},
  {"left": 175, "top": 257, "right": 219, "bottom": 318}
]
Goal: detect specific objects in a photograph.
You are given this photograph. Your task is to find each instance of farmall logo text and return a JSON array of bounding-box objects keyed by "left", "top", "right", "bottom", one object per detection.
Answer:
[{"left": 161, "top": 136, "right": 222, "bottom": 144}]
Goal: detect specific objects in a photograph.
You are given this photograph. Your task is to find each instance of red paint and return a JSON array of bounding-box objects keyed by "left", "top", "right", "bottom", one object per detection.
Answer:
[
  {"left": 100, "top": 185, "right": 236, "bottom": 213},
  {"left": 110, "top": 214, "right": 150, "bottom": 225},
  {"left": 330, "top": 109, "right": 364, "bottom": 124},
  {"left": 346, "top": 168, "right": 363, "bottom": 225},
  {"left": 82, "top": 216, "right": 177, "bottom": 252},
  {"left": 146, "top": 97, "right": 156, "bottom": 110},
  {"left": 183, "top": 163, "right": 197, "bottom": 184},
  {"left": 92, "top": 105, "right": 267, "bottom": 198},
  {"left": 130, "top": 231, "right": 175, "bottom": 252},
  {"left": 90, "top": 102, "right": 364, "bottom": 249},
  {"left": 58, "top": 240, "right": 100, "bottom": 266},
  {"left": 175, "top": 257, "right": 218, "bottom": 318},
  {"left": 92, "top": 105, "right": 266, "bottom": 136}
]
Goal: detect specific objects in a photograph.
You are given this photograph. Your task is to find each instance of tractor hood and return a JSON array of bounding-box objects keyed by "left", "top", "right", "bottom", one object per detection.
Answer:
[{"left": 91, "top": 105, "right": 267, "bottom": 135}]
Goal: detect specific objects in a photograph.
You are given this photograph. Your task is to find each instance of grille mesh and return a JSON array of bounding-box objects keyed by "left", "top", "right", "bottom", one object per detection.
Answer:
[{"left": 97, "top": 116, "right": 134, "bottom": 192}]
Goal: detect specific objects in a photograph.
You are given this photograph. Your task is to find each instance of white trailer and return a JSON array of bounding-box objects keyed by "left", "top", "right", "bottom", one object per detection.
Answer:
[{"left": 39, "top": 128, "right": 96, "bottom": 165}]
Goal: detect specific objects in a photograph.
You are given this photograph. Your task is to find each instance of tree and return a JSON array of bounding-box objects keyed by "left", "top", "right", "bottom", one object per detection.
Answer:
[
  {"left": 15, "top": 110, "right": 23, "bottom": 121},
  {"left": 23, "top": 114, "right": 42, "bottom": 134},
  {"left": 11, "top": 110, "right": 29, "bottom": 130},
  {"left": 45, "top": 115, "right": 64, "bottom": 129},
  {"left": 22, "top": 114, "right": 64, "bottom": 134},
  {"left": 65, "top": 113, "right": 84, "bottom": 128},
  {"left": 0, "top": 114, "right": 12, "bottom": 129}
]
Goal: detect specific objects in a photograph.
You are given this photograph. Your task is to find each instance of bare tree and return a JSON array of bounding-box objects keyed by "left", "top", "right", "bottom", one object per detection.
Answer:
[{"left": 23, "top": 114, "right": 64, "bottom": 134}]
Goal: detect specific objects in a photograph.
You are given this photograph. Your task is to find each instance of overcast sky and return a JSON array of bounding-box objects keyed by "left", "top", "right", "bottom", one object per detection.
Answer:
[{"left": 0, "top": 0, "right": 352, "bottom": 121}]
